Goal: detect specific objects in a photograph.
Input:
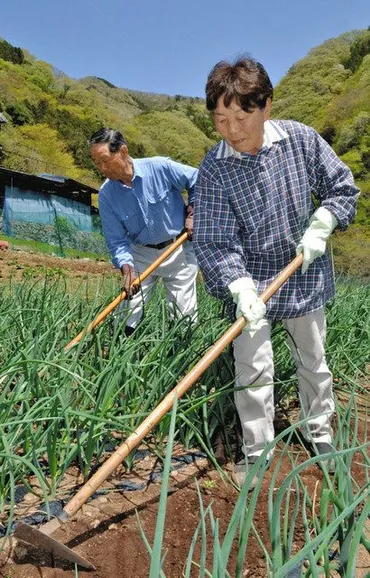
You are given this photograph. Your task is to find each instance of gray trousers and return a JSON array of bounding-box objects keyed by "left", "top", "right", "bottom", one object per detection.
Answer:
[
  {"left": 115, "top": 241, "right": 198, "bottom": 329},
  {"left": 233, "top": 308, "right": 334, "bottom": 457}
]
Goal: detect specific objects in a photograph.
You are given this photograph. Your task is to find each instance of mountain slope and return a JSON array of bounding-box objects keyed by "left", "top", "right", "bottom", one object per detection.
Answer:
[
  {"left": 1, "top": 30, "right": 368, "bottom": 178},
  {"left": 0, "top": 29, "right": 369, "bottom": 271}
]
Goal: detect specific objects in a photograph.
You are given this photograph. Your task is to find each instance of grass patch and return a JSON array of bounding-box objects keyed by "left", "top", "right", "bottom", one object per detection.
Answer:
[{"left": 0, "top": 233, "right": 109, "bottom": 261}]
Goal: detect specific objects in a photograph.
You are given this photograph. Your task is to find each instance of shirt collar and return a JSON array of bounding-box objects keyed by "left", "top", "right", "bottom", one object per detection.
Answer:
[
  {"left": 131, "top": 158, "right": 143, "bottom": 179},
  {"left": 216, "top": 120, "right": 289, "bottom": 159}
]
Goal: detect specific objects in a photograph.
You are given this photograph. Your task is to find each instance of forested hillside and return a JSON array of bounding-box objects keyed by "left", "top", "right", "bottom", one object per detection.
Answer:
[
  {"left": 273, "top": 29, "right": 369, "bottom": 226},
  {"left": 0, "top": 42, "right": 215, "bottom": 186},
  {"left": 0, "top": 29, "right": 369, "bottom": 273}
]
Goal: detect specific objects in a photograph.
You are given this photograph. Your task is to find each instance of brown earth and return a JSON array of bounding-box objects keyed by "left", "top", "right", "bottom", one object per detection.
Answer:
[
  {"left": 0, "top": 247, "right": 115, "bottom": 282},
  {"left": 0, "top": 439, "right": 369, "bottom": 578},
  {"left": 0, "top": 247, "right": 369, "bottom": 577}
]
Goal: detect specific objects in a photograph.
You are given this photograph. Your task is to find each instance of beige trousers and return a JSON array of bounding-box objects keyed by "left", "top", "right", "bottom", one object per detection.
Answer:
[
  {"left": 115, "top": 241, "right": 198, "bottom": 329},
  {"left": 233, "top": 308, "right": 334, "bottom": 457}
]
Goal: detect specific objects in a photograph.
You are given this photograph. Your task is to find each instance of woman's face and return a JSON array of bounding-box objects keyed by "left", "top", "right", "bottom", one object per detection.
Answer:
[{"left": 213, "top": 97, "right": 271, "bottom": 155}]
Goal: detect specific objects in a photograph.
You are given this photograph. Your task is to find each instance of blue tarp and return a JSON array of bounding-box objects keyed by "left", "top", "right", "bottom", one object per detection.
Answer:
[{"left": 3, "top": 186, "right": 92, "bottom": 235}]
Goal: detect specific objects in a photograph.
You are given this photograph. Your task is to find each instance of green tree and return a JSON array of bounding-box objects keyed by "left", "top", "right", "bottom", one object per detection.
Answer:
[
  {"left": 5, "top": 102, "right": 32, "bottom": 126},
  {"left": 1, "top": 123, "right": 84, "bottom": 179},
  {"left": 127, "top": 110, "right": 215, "bottom": 166},
  {"left": 0, "top": 38, "right": 24, "bottom": 64}
]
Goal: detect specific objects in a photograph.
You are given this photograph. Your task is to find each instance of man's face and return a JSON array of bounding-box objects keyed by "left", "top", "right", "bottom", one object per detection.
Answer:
[
  {"left": 213, "top": 97, "right": 271, "bottom": 154},
  {"left": 90, "top": 143, "right": 126, "bottom": 180}
]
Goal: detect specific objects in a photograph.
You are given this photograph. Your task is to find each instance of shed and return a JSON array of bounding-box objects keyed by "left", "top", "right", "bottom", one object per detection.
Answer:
[{"left": 0, "top": 167, "right": 105, "bottom": 254}]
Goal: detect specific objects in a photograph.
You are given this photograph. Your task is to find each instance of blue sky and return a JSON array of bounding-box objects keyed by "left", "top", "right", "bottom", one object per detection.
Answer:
[{"left": 1, "top": 0, "right": 368, "bottom": 97}]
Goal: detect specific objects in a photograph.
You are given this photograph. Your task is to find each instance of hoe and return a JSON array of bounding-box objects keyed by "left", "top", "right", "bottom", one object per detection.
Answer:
[
  {"left": 13, "top": 254, "right": 303, "bottom": 570},
  {"left": 64, "top": 231, "right": 189, "bottom": 352}
]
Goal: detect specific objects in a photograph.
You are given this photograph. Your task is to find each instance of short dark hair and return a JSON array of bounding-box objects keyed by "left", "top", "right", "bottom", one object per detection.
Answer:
[
  {"left": 205, "top": 57, "right": 273, "bottom": 112},
  {"left": 88, "top": 128, "right": 126, "bottom": 153}
]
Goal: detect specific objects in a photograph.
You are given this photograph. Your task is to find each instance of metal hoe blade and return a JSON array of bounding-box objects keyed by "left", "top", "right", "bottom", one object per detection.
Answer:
[{"left": 14, "top": 522, "right": 96, "bottom": 571}]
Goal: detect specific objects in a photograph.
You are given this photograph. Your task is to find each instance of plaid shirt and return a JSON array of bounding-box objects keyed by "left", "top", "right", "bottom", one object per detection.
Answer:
[{"left": 193, "top": 120, "right": 359, "bottom": 320}]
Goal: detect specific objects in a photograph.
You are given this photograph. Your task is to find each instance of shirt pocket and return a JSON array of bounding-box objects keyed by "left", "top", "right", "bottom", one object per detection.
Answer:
[
  {"left": 120, "top": 204, "right": 140, "bottom": 221},
  {"left": 146, "top": 187, "right": 168, "bottom": 204},
  {"left": 119, "top": 204, "right": 144, "bottom": 235},
  {"left": 146, "top": 188, "right": 173, "bottom": 225}
]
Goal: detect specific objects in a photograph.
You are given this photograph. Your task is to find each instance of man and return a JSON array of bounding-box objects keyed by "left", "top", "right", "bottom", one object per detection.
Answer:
[
  {"left": 89, "top": 128, "right": 198, "bottom": 335},
  {"left": 192, "top": 57, "right": 359, "bottom": 488}
]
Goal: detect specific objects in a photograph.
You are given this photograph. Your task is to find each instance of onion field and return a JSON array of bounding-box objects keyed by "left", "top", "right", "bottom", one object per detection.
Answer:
[{"left": 0, "top": 268, "right": 369, "bottom": 576}]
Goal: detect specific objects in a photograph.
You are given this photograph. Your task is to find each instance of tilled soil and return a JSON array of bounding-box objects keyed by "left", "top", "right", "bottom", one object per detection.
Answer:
[
  {"left": 0, "top": 247, "right": 114, "bottom": 282},
  {"left": 0, "top": 441, "right": 369, "bottom": 578}
]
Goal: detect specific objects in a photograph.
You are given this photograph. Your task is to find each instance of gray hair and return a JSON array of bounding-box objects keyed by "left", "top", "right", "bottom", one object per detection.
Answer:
[{"left": 88, "top": 128, "right": 126, "bottom": 153}]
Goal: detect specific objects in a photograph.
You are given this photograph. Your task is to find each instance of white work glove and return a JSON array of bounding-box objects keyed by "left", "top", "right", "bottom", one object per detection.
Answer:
[
  {"left": 296, "top": 207, "right": 338, "bottom": 274},
  {"left": 228, "top": 277, "right": 266, "bottom": 334}
]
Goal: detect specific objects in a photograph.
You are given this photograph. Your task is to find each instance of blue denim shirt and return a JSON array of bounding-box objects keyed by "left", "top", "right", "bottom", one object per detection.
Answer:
[{"left": 98, "top": 156, "right": 198, "bottom": 268}]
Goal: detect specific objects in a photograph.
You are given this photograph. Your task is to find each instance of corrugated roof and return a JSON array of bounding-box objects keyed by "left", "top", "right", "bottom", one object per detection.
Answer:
[{"left": 0, "top": 166, "right": 99, "bottom": 205}]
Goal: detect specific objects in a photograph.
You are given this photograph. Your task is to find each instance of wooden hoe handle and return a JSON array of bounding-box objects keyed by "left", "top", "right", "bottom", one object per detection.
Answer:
[
  {"left": 60, "top": 253, "right": 303, "bottom": 519},
  {"left": 64, "top": 232, "right": 189, "bottom": 352}
]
